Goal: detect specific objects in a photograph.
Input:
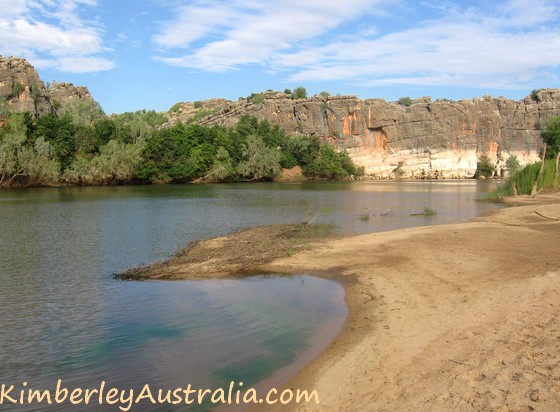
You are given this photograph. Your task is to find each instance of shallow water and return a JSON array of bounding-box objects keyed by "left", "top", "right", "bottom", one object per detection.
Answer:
[{"left": 0, "top": 181, "right": 502, "bottom": 410}]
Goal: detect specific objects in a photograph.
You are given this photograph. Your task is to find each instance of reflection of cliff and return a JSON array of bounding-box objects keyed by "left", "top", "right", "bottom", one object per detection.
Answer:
[
  {"left": 169, "top": 90, "right": 560, "bottom": 178},
  {"left": 0, "top": 55, "right": 95, "bottom": 116}
]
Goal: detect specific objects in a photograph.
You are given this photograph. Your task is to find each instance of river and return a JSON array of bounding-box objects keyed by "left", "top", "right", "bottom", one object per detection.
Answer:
[{"left": 0, "top": 180, "right": 502, "bottom": 410}]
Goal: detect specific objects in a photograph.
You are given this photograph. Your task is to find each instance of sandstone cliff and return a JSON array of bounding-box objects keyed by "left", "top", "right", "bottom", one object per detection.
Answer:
[
  {"left": 168, "top": 90, "right": 560, "bottom": 178},
  {"left": 0, "top": 55, "right": 95, "bottom": 116}
]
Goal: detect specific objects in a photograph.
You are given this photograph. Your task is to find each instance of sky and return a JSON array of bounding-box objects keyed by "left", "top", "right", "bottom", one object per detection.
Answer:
[{"left": 1, "top": 0, "right": 559, "bottom": 114}]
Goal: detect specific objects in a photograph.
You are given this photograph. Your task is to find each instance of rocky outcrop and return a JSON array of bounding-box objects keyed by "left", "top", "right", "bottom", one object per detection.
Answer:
[
  {"left": 169, "top": 89, "right": 560, "bottom": 178},
  {"left": 48, "top": 80, "right": 94, "bottom": 107},
  {"left": 0, "top": 55, "right": 96, "bottom": 116}
]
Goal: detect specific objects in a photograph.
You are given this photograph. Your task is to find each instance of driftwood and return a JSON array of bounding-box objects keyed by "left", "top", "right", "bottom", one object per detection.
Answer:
[
  {"left": 531, "top": 143, "right": 547, "bottom": 198},
  {"left": 533, "top": 210, "right": 560, "bottom": 221}
]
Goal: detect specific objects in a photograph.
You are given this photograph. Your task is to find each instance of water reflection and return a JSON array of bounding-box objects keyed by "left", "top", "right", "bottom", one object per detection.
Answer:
[{"left": 0, "top": 181, "right": 502, "bottom": 410}]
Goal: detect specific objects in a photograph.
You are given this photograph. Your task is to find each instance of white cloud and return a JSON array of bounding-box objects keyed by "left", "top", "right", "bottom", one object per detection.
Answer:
[
  {"left": 283, "top": 0, "right": 560, "bottom": 89},
  {"left": 0, "top": 0, "right": 114, "bottom": 73},
  {"left": 153, "top": 0, "right": 394, "bottom": 71},
  {"left": 154, "top": 0, "right": 560, "bottom": 90}
]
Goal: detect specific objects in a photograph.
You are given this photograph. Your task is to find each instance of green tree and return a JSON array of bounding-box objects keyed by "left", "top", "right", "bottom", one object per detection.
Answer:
[
  {"left": 541, "top": 116, "right": 560, "bottom": 160},
  {"left": 398, "top": 96, "right": 413, "bottom": 106},
  {"left": 59, "top": 99, "right": 105, "bottom": 127},
  {"left": 207, "top": 146, "right": 235, "bottom": 182},
  {"left": 113, "top": 110, "right": 166, "bottom": 144},
  {"left": 34, "top": 113, "right": 76, "bottom": 171},
  {"left": 475, "top": 154, "right": 496, "bottom": 178},
  {"left": 302, "top": 144, "right": 360, "bottom": 179},
  {"left": 64, "top": 140, "right": 142, "bottom": 185},
  {"left": 0, "top": 114, "right": 60, "bottom": 187},
  {"left": 505, "top": 155, "right": 522, "bottom": 177},
  {"left": 237, "top": 135, "right": 281, "bottom": 180},
  {"left": 292, "top": 86, "right": 308, "bottom": 100}
]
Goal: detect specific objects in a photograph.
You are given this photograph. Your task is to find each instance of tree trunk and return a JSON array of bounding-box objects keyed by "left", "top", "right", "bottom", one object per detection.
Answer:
[
  {"left": 531, "top": 143, "right": 547, "bottom": 198},
  {"left": 554, "top": 150, "right": 560, "bottom": 183}
]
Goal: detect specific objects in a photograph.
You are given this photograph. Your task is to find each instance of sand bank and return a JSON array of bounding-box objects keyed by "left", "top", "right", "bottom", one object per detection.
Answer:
[
  {"left": 262, "top": 193, "right": 560, "bottom": 411},
  {"left": 118, "top": 192, "right": 560, "bottom": 411}
]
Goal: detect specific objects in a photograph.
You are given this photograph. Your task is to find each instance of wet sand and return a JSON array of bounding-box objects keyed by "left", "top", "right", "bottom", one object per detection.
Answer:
[{"left": 262, "top": 192, "right": 560, "bottom": 411}]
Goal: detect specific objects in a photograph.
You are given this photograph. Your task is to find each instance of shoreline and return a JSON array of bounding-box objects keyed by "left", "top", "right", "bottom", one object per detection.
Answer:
[
  {"left": 115, "top": 191, "right": 560, "bottom": 410},
  {"left": 261, "top": 192, "right": 560, "bottom": 411}
]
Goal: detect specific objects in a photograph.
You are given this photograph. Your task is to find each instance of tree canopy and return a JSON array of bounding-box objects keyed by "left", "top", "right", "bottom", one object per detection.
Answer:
[
  {"left": 0, "top": 107, "right": 364, "bottom": 187},
  {"left": 541, "top": 116, "right": 560, "bottom": 159}
]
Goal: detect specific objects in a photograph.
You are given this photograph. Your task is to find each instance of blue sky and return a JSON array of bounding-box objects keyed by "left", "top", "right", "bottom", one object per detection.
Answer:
[{"left": 1, "top": 0, "right": 559, "bottom": 114}]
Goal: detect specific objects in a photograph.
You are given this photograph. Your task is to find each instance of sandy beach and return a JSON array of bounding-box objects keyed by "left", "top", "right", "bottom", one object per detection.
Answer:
[
  {"left": 262, "top": 193, "right": 560, "bottom": 411},
  {"left": 119, "top": 192, "right": 560, "bottom": 411}
]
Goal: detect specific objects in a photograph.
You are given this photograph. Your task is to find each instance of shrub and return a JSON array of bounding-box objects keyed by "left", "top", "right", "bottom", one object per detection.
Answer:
[
  {"left": 169, "top": 103, "right": 183, "bottom": 113},
  {"left": 12, "top": 81, "right": 25, "bottom": 96},
  {"left": 292, "top": 86, "right": 308, "bottom": 100},
  {"left": 398, "top": 96, "right": 413, "bottom": 106},
  {"left": 531, "top": 89, "right": 541, "bottom": 103},
  {"left": 475, "top": 154, "right": 495, "bottom": 178},
  {"left": 247, "top": 93, "right": 264, "bottom": 104},
  {"left": 505, "top": 155, "right": 522, "bottom": 177}
]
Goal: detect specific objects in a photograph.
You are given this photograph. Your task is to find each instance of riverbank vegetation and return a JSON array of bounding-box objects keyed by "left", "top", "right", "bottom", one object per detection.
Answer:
[
  {"left": 493, "top": 117, "right": 560, "bottom": 197},
  {"left": 0, "top": 102, "right": 363, "bottom": 188}
]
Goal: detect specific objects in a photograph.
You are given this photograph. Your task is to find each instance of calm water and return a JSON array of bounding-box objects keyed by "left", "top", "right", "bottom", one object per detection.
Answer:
[{"left": 0, "top": 181, "right": 502, "bottom": 410}]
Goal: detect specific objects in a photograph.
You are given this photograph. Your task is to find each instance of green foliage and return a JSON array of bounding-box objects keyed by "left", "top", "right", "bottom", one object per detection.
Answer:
[
  {"left": 280, "top": 152, "right": 298, "bottom": 169},
  {"left": 302, "top": 143, "right": 362, "bottom": 179},
  {"left": 0, "top": 108, "right": 364, "bottom": 186},
  {"left": 292, "top": 86, "right": 308, "bottom": 100},
  {"left": 237, "top": 135, "right": 281, "bottom": 181},
  {"left": 475, "top": 154, "right": 496, "bottom": 178},
  {"left": 283, "top": 89, "right": 292, "bottom": 95},
  {"left": 541, "top": 116, "right": 560, "bottom": 160},
  {"left": 193, "top": 101, "right": 203, "bottom": 109},
  {"left": 64, "top": 140, "right": 142, "bottom": 185},
  {"left": 29, "top": 82, "right": 41, "bottom": 100},
  {"left": 422, "top": 207, "right": 437, "bottom": 216},
  {"left": 359, "top": 208, "right": 370, "bottom": 221},
  {"left": 33, "top": 113, "right": 77, "bottom": 171},
  {"left": 505, "top": 155, "right": 522, "bottom": 177},
  {"left": 207, "top": 146, "right": 235, "bottom": 182},
  {"left": 0, "top": 96, "right": 9, "bottom": 116},
  {"left": 247, "top": 93, "right": 264, "bottom": 104},
  {"left": 169, "top": 103, "right": 183, "bottom": 113},
  {"left": 531, "top": 89, "right": 541, "bottom": 103},
  {"left": 12, "top": 81, "right": 25, "bottom": 96},
  {"left": 398, "top": 96, "right": 413, "bottom": 106},
  {"left": 58, "top": 99, "right": 105, "bottom": 127},
  {"left": 319, "top": 91, "right": 330, "bottom": 98},
  {"left": 113, "top": 110, "right": 166, "bottom": 144},
  {"left": 0, "top": 114, "right": 60, "bottom": 187},
  {"left": 495, "top": 160, "right": 559, "bottom": 197}
]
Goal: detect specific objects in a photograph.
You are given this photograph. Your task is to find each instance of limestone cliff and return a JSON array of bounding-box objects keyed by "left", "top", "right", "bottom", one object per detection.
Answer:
[
  {"left": 0, "top": 55, "right": 96, "bottom": 116},
  {"left": 168, "top": 90, "right": 560, "bottom": 178}
]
